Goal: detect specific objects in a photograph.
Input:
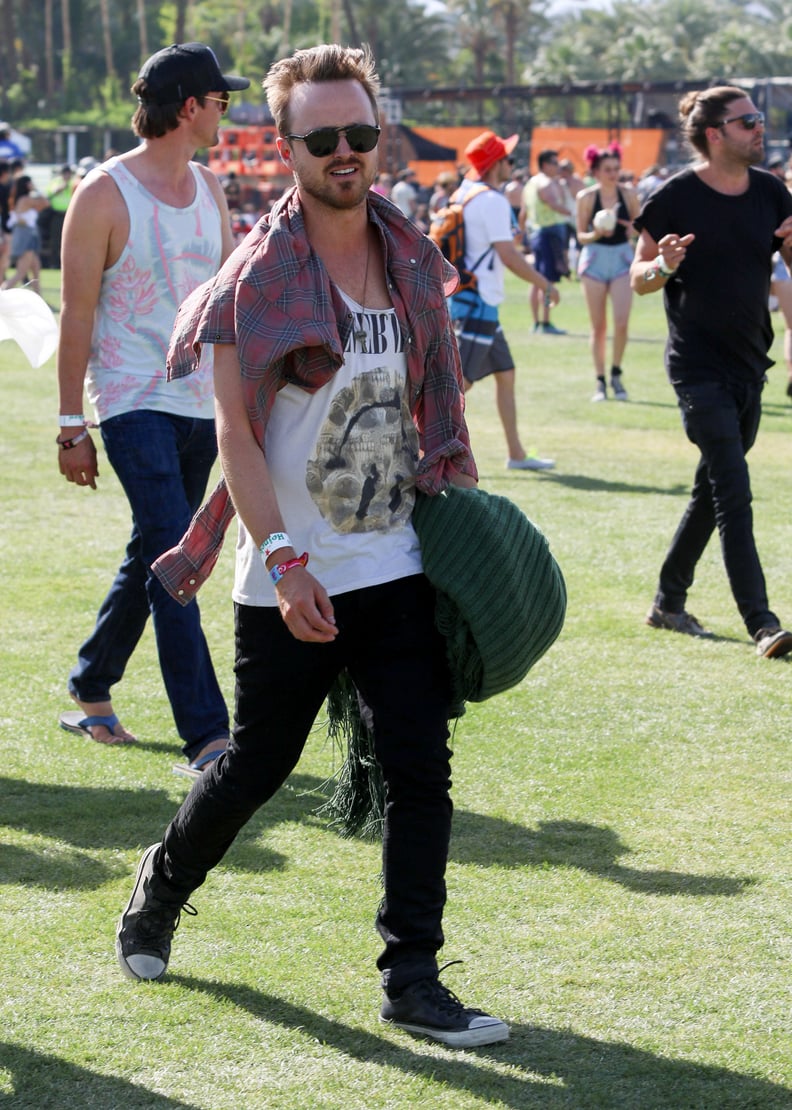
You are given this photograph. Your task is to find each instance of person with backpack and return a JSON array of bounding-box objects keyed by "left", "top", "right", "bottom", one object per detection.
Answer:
[{"left": 448, "top": 129, "right": 559, "bottom": 470}]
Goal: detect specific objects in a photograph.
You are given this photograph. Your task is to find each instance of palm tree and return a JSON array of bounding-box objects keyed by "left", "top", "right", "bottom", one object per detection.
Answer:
[
  {"left": 45, "top": 0, "right": 55, "bottom": 97},
  {"left": 62, "top": 0, "right": 73, "bottom": 101},
  {"left": 137, "top": 0, "right": 149, "bottom": 62},
  {"left": 99, "top": 0, "right": 116, "bottom": 79},
  {"left": 449, "top": 0, "right": 500, "bottom": 85},
  {"left": 1, "top": 0, "right": 19, "bottom": 97}
]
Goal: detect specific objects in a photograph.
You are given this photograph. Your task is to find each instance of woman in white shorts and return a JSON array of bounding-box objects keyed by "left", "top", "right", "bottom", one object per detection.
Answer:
[
  {"left": 576, "top": 144, "right": 640, "bottom": 402},
  {"left": 2, "top": 175, "right": 49, "bottom": 294}
]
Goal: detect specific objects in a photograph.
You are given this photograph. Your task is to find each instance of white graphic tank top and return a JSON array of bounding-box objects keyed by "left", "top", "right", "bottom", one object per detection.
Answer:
[
  {"left": 86, "top": 157, "right": 223, "bottom": 422},
  {"left": 233, "top": 292, "right": 423, "bottom": 606}
]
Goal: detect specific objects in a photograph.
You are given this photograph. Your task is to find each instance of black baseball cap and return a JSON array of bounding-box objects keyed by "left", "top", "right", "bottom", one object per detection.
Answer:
[{"left": 137, "top": 43, "right": 250, "bottom": 106}]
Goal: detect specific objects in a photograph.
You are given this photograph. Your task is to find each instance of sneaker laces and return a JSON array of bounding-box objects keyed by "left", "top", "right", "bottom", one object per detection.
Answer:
[
  {"left": 422, "top": 960, "right": 475, "bottom": 1017},
  {"left": 137, "top": 900, "right": 197, "bottom": 941}
]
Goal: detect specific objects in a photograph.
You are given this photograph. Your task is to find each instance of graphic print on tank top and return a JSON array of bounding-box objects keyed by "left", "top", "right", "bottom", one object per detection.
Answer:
[{"left": 305, "top": 304, "right": 418, "bottom": 534}]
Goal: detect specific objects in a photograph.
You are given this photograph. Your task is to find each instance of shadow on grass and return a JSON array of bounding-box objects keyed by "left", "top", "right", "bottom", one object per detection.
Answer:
[
  {"left": 0, "top": 843, "right": 114, "bottom": 890},
  {"left": 524, "top": 472, "right": 690, "bottom": 497},
  {"left": 0, "top": 772, "right": 332, "bottom": 888},
  {"left": 451, "top": 816, "right": 756, "bottom": 897},
  {"left": 0, "top": 1042, "right": 198, "bottom": 1109},
  {"left": 0, "top": 777, "right": 754, "bottom": 898},
  {"left": 173, "top": 976, "right": 792, "bottom": 1110},
  {"left": 760, "top": 400, "right": 792, "bottom": 417}
]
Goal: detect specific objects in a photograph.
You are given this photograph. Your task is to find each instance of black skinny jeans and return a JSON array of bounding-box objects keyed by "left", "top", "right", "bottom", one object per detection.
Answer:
[
  {"left": 157, "top": 574, "right": 454, "bottom": 992},
  {"left": 655, "top": 377, "right": 778, "bottom": 637}
]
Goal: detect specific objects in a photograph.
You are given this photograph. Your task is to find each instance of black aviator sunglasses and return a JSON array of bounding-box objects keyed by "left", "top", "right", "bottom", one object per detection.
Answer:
[
  {"left": 285, "top": 123, "right": 381, "bottom": 158},
  {"left": 718, "top": 112, "right": 765, "bottom": 131}
]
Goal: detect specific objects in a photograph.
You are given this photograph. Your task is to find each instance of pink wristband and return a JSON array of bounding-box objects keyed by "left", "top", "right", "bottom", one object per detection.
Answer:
[{"left": 270, "top": 552, "right": 309, "bottom": 585}]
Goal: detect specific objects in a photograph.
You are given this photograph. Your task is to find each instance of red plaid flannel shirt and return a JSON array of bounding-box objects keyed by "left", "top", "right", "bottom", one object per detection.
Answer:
[{"left": 153, "top": 186, "right": 476, "bottom": 604}]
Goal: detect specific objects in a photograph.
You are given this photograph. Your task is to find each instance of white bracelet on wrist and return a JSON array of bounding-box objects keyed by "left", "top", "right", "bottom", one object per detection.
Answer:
[
  {"left": 59, "top": 414, "right": 86, "bottom": 427},
  {"left": 656, "top": 254, "right": 676, "bottom": 277},
  {"left": 259, "top": 531, "right": 292, "bottom": 562}
]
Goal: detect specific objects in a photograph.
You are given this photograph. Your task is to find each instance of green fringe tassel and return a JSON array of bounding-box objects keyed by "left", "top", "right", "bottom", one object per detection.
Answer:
[
  {"left": 316, "top": 665, "right": 466, "bottom": 840},
  {"left": 316, "top": 670, "right": 385, "bottom": 840}
]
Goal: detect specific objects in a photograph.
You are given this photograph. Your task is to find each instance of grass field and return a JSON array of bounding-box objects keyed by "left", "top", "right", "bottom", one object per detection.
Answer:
[{"left": 1, "top": 268, "right": 791, "bottom": 1109}]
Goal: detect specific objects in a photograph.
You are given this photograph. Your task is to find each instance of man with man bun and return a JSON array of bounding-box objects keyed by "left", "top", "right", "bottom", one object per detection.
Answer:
[{"left": 632, "top": 85, "right": 792, "bottom": 658}]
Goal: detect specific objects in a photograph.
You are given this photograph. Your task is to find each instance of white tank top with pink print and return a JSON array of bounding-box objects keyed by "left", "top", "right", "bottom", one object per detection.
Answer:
[{"left": 85, "top": 156, "right": 223, "bottom": 422}]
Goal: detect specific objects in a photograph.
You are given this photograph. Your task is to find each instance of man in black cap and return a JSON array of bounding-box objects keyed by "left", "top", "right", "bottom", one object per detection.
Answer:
[{"left": 55, "top": 45, "right": 249, "bottom": 771}]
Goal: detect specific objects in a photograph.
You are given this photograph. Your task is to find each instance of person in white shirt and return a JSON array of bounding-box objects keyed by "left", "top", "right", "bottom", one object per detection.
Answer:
[
  {"left": 449, "top": 130, "right": 560, "bottom": 470},
  {"left": 390, "top": 167, "right": 418, "bottom": 217}
]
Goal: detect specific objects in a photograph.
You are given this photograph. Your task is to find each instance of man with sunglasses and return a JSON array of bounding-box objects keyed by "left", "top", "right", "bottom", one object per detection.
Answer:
[
  {"left": 56, "top": 44, "right": 249, "bottom": 766},
  {"left": 115, "top": 44, "right": 510, "bottom": 1049},
  {"left": 631, "top": 86, "right": 792, "bottom": 658}
]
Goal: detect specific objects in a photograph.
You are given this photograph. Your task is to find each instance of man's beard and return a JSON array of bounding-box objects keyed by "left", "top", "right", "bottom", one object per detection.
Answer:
[{"left": 295, "top": 160, "right": 375, "bottom": 210}]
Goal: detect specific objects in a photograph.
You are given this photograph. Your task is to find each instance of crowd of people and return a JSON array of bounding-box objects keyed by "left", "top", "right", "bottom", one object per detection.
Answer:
[
  {"left": 0, "top": 152, "right": 102, "bottom": 289},
  {"left": 3, "top": 41, "right": 791, "bottom": 1057}
]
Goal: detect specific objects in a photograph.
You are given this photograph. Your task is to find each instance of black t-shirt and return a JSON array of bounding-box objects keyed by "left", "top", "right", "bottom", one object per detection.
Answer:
[{"left": 634, "top": 166, "right": 792, "bottom": 384}]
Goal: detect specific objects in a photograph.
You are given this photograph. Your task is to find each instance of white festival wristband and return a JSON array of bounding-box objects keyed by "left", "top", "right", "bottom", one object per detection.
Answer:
[
  {"left": 259, "top": 531, "right": 292, "bottom": 562},
  {"left": 656, "top": 254, "right": 676, "bottom": 277}
]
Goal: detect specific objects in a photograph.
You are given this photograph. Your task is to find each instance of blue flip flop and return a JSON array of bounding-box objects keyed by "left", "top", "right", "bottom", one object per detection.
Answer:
[
  {"left": 173, "top": 747, "right": 225, "bottom": 780},
  {"left": 59, "top": 710, "right": 136, "bottom": 745}
]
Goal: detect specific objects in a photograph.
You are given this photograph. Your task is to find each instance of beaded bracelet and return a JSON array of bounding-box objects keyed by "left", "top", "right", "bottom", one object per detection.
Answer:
[
  {"left": 56, "top": 428, "right": 90, "bottom": 450},
  {"left": 270, "top": 552, "right": 309, "bottom": 585}
]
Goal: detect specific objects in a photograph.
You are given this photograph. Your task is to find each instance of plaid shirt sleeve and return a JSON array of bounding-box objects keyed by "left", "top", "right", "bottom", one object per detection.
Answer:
[
  {"left": 151, "top": 477, "right": 235, "bottom": 605},
  {"left": 379, "top": 214, "right": 477, "bottom": 492}
]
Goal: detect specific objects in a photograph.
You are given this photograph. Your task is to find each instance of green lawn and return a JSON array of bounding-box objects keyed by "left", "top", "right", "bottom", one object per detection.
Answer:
[{"left": 1, "top": 268, "right": 791, "bottom": 1108}]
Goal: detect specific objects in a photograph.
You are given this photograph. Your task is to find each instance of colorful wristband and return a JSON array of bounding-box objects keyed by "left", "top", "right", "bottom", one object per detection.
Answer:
[
  {"left": 59, "top": 414, "right": 86, "bottom": 427},
  {"left": 56, "top": 428, "right": 90, "bottom": 450},
  {"left": 260, "top": 531, "right": 292, "bottom": 561},
  {"left": 270, "top": 552, "right": 309, "bottom": 585}
]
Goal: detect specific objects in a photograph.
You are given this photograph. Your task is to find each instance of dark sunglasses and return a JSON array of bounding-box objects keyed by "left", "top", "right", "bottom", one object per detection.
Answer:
[
  {"left": 203, "top": 94, "right": 230, "bottom": 115},
  {"left": 718, "top": 111, "right": 765, "bottom": 131},
  {"left": 285, "top": 123, "right": 381, "bottom": 158}
]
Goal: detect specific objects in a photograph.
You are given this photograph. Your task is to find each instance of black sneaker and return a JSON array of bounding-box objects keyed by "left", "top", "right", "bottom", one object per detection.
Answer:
[
  {"left": 380, "top": 967, "right": 509, "bottom": 1048},
  {"left": 115, "top": 843, "right": 195, "bottom": 981},
  {"left": 610, "top": 375, "right": 629, "bottom": 401},
  {"left": 754, "top": 627, "right": 792, "bottom": 658},
  {"left": 645, "top": 604, "right": 713, "bottom": 638}
]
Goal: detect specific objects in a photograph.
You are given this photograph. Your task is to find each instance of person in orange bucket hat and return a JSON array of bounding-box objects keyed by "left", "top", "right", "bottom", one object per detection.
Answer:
[{"left": 448, "top": 129, "right": 560, "bottom": 470}]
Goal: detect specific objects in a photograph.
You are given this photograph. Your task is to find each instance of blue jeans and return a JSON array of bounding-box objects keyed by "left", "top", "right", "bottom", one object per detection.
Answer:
[
  {"left": 155, "top": 575, "right": 454, "bottom": 991},
  {"left": 68, "top": 411, "right": 229, "bottom": 759},
  {"left": 655, "top": 378, "right": 777, "bottom": 636}
]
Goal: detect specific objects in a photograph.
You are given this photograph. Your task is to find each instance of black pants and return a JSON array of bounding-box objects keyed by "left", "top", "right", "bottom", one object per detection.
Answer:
[
  {"left": 158, "top": 574, "right": 454, "bottom": 991},
  {"left": 655, "top": 377, "right": 777, "bottom": 636}
]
